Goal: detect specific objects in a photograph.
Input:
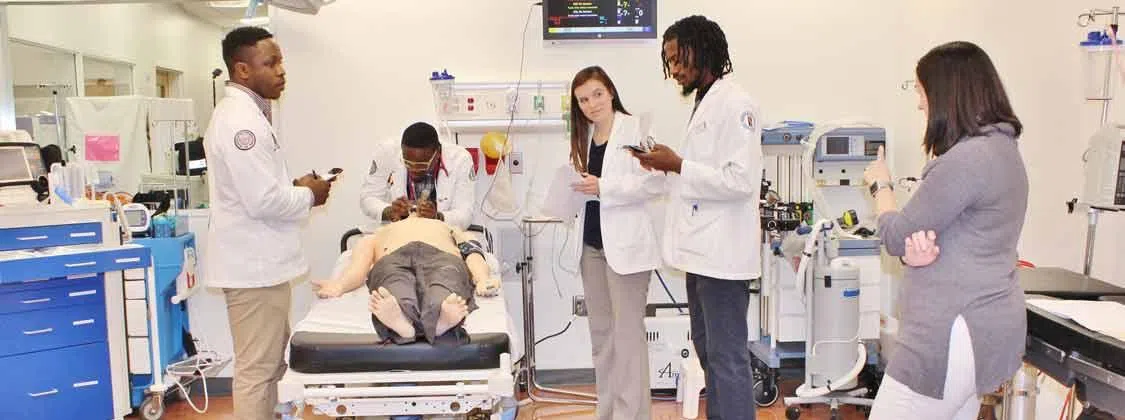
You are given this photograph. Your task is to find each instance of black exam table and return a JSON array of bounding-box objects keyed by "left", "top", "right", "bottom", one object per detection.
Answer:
[{"left": 1019, "top": 266, "right": 1125, "bottom": 418}]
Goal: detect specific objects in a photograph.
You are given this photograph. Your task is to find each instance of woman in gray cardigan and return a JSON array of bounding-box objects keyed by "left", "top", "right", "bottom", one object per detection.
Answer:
[{"left": 863, "top": 41, "right": 1029, "bottom": 419}]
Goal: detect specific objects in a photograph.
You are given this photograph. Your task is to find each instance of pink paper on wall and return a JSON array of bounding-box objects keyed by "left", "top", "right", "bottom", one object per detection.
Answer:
[{"left": 85, "top": 134, "right": 121, "bottom": 161}]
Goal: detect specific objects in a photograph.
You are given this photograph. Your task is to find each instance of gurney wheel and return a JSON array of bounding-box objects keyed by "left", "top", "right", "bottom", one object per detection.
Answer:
[
  {"left": 753, "top": 378, "right": 778, "bottom": 407},
  {"left": 784, "top": 406, "right": 800, "bottom": 420},
  {"left": 140, "top": 395, "right": 164, "bottom": 420}
]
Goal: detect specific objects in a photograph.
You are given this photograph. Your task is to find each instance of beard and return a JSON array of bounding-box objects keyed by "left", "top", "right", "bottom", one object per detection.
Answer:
[{"left": 679, "top": 78, "right": 700, "bottom": 97}]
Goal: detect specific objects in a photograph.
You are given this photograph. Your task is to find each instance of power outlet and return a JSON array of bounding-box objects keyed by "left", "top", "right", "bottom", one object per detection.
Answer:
[
  {"left": 572, "top": 295, "right": 587, "bottom": 317},
  {"left": 510, "top": 152, "right": 524, "bottom": 174}
]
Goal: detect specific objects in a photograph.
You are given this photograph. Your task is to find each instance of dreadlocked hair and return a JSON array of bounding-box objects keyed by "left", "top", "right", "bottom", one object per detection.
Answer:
[{"left": 661, "top": 15, "right": 733, "bottom": 79}]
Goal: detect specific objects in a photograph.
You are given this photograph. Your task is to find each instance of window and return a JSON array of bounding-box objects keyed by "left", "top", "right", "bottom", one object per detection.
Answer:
[
  {"left": 10, "top": 39, "right": 77, "bottom": 148},
  {"left": 83, "top": 56, "right": 133, "bottom": 97},
  {"left": 156, "top": 68, "right": 182, "bottom": 98}
]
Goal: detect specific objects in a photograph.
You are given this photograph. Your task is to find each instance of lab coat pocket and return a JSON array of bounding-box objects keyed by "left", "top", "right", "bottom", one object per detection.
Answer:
[{"left": 677, "top": 203, "right": 722, "bottom": 258}]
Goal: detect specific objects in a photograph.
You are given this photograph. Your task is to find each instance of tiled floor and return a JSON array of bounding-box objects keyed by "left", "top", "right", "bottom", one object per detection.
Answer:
[{"left": 132, "top": 380, "right": 881, "bottom": 419}]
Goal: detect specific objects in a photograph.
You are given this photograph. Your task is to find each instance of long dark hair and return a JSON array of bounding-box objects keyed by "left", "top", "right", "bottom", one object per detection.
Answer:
[
  {"left": 916, "top": 41, "right": 1022, "bottom": 157},
  {"left": 661, "top": 15, "right": 733, "bottom": 81},
  {"left": 569, "top": 66, "right": 629, "bottom": 172}
]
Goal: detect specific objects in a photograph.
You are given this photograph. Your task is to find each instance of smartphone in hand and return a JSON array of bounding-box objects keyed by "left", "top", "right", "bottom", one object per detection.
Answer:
[
  {"left": 317, "top": 167, "right": 344, "bottom": 182},
  {"left": 622, "top": 145, "right": 648, "bottom": 154}
]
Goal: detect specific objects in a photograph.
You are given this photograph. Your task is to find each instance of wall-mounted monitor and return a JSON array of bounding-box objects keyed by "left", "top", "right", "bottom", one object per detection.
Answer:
[{"left": 543, "top": 0, "right": 657, "bottom": 41}]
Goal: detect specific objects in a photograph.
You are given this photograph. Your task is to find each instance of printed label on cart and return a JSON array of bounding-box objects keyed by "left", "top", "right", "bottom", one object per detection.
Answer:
[{"left": 843, "top": 288, "right": 860, "bottom": 298}]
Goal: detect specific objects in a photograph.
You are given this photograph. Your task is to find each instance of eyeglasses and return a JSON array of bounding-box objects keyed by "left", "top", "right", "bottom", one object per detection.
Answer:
[{"left": 402, "top": 152, "right": 437, "bottom": 170}]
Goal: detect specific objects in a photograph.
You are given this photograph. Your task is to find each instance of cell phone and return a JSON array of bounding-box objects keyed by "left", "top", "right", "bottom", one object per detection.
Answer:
[
  {"left": 622, "top": 145, "right": 648, "bottom": 153},
  {"left": 318, "top": 167, "right": 344, "bottom": 182}
]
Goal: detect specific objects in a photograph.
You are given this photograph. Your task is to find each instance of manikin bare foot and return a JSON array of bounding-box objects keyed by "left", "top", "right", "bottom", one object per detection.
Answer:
[
  {"left": 436, "top": 294, "right": 469, "bottom": 336},
  {"left": 370, "top": 287, "right": 415, "bottom": 339}
]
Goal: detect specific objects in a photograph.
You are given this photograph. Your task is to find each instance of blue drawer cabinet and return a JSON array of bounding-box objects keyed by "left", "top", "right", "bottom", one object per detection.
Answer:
[
  {"left": 0, "top": 206, "right": 154, "bottom": 420},
  {"left": 0, "top": 222, "right": 103, "bottom": 251},
  {"left": 0, "top": 341, "right": 114, "bottom": 420},
  {"left": 0, "top": 275, "right": 104, "bottom": 314},
  {"left": 0, "top": 302, "right": 107, "bottom": 357},
  {"left": 0, "top": 245, "right": 150, "bottom": 284}
]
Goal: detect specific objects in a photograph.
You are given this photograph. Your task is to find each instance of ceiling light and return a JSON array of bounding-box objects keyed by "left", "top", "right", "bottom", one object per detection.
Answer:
[
  {"left": 209, "top": 1, "right": 249, "bottom": 8},
  {"left": 240, "top": 16, "right": 270, "bottom": 26}
]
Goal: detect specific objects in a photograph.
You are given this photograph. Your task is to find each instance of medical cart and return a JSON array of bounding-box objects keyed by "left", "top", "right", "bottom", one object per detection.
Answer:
[
  {"left": 128, "top": 233, "right": 199, "bottom": 419},
  {"left": 0, "top": 203, "right": 152, "bottom": 420}
]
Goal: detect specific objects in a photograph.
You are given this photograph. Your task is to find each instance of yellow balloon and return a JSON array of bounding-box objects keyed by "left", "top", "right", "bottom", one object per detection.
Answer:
[{"left": 480, "top": 131, "right": 510, "bottom": 159}]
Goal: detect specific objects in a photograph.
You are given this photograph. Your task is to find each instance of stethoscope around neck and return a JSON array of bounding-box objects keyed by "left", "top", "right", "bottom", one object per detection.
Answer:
[{"left": 405, "top": 152, "right": 448, "bottom": 201}]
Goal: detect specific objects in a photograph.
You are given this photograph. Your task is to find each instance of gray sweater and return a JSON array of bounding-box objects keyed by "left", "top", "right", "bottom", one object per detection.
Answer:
[{"left": 877, "top": 123, "right": 1028, "bottom": 399}]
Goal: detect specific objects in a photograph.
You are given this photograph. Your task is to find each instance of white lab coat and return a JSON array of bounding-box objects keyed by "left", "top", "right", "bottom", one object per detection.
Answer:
[
  {"left": 359, "top": 140, "right": 476, "bottom": 230},
  {"left": 202, "top": 85, "right": 313, "bottom": 289},
  {"left": 662, "top": 77, "right": 763, "bottom": 280},
  {"left": 567, "top": 112, "right": 664, "bottom": 275}
]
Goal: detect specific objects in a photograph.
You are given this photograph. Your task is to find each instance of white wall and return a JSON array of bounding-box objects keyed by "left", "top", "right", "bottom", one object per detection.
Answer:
[
  {"left": 272, "top": 0, "right": 908, "bottom": 372},
  {"left": 273, "top": 0, "right": 1122, "bottom": 413},
  {"left": 7, "top": 3, "right": 225, "bottom": 131}
]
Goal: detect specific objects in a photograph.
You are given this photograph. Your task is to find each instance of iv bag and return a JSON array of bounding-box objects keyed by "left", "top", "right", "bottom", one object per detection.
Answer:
[
  {"left": 1081, "top": 124, "right": 1125, "bottom": 208},
  {"left": 485, "top": 159, "right": 518, "bottom": 217}
]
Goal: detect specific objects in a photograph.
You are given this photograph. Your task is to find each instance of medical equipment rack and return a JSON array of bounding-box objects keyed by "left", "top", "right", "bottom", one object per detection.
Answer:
[
  {"left": 516, "top": 217, "right": 598, "bottom": 406},
  {"left": 0, "top": 203, "right": 152, "bottom": 420}
]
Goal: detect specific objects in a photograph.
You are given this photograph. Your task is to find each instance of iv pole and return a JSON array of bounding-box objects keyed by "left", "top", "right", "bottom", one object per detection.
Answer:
[
  {"left": 36, "top": 83, "right": 72, "bottom": 157},
  {"left": 1075, "top": 7, "right": 1123, "bottom": 277}
]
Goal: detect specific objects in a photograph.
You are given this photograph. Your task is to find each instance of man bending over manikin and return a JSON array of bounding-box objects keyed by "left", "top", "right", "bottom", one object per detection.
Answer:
[{"left": 312, "top": 213, "right": 501, "bottom": 344}]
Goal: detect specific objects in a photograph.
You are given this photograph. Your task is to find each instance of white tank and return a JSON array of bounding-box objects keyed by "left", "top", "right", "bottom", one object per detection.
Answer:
[{"left": 810, "top": 257, "right": 861, "bottom": 389}]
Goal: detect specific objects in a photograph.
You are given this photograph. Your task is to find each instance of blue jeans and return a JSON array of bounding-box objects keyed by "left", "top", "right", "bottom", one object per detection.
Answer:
[{"left": 687, "top": 273, "right": 756, "bottom": 420}]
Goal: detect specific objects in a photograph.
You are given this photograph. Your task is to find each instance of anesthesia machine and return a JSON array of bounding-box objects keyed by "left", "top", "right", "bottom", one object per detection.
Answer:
[{"left": 754, "top": 121, "right": 888, "bottom": 420}]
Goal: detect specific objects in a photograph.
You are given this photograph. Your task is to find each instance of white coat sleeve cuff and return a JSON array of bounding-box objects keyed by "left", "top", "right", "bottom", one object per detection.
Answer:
[{"left": 303, "top": 187, "right": 314, "bottom": 207}]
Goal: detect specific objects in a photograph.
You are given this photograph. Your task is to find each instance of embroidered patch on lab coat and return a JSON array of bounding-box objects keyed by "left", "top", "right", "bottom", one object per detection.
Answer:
[
  {"left": 740, "top": 110, "right": 756, "bottom": 131},
  {"left": 369, "top": 160, "right": 378, "bottom": 175},
  {"left": 234, "top": 130, "right": 256, "bottom": 151}
]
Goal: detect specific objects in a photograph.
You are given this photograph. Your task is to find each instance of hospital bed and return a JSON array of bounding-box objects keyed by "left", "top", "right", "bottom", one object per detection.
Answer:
[
  {"left": 278, "top": 224, "right": 519, "bottom": 419},
  {"left": 1018, "top": 266, "right": 1125, "bottom": 418}
]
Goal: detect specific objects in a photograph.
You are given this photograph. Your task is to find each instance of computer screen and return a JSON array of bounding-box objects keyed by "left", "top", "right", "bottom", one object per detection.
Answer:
[
  {"left": 544, "top": 0, "right": 656, "bottom": 40},
  {"left": 0, "top": 146, "right": 34, "bottom": 186}
]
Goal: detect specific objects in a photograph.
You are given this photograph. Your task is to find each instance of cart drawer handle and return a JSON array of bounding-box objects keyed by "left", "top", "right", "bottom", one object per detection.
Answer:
[
  {"left": 23, "top": 328, "right": 53, "bottom": 335},
  {"left": 17, "top": 235, "right": 48, "bottom": 241},
  {"left": 65, "top": 261, "right": 96, "bottom": 268},
  {"left": 20, "top": 298, "right": 50, "bottom": 304},
  {"left": 28, "top": 389, "right": 58, "bottom": 397},
  {"left": 69, "top": 232, "right": 96, "bottom": 238}
]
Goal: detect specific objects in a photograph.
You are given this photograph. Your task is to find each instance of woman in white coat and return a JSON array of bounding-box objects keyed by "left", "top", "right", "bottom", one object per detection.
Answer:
[{"left": 567, "top": 65, "right": 664, "bottom": 420}]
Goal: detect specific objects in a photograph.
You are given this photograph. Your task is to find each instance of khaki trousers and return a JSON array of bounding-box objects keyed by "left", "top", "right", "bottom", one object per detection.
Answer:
[
  {"left": 224, "top": 281, "right": 292, "bottom": 420},
  {"left": 580, "top": 246, "right": 652, "bottom": 420}
]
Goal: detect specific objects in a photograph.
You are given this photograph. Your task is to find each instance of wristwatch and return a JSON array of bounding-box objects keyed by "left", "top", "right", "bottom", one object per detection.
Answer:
[{"left": 869, "top": 180, "right": 894, "bottom": 197}]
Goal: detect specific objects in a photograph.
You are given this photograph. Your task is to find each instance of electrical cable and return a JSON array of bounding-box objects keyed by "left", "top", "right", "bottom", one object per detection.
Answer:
[
  {"left": 654, "top": 270, "right": 684, "bottom": 314},
  {"left": 512, "top": 314, "right": 577, "bottom": 369},
  {"left": 480, "top": 2, "right": 540, "bottom": 224}
]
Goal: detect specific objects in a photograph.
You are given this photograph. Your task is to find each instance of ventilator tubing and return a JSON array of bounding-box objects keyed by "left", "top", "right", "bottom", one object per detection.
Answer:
[{"left": 792, "top": 218, "right": 867, "bottom": 398}]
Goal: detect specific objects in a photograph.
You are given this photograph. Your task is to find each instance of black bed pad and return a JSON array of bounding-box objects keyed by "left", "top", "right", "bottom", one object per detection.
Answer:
[{"left": 289, "top": 331, "right": 510, "bottom": 374}]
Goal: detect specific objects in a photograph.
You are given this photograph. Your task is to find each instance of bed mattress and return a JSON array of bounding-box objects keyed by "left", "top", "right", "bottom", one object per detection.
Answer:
[{"left": 289, "top": 283, "right": 511, "bottom": 374}]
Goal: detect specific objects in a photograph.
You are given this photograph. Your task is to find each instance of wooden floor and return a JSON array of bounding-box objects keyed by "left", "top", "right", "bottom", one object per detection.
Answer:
[{"left": 132, "top": 380, "right": 875, "bottom": 419}]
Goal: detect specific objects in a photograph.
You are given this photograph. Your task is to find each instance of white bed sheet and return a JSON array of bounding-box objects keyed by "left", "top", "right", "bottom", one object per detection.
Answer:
[{"left": 293, "top": 250, "right": 519, "bottom": 353}]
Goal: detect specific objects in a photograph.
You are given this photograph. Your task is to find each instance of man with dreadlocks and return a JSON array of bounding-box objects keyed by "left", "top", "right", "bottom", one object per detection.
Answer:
[{"left": 632, "top": 15, "right": 763, "bottom": 420}]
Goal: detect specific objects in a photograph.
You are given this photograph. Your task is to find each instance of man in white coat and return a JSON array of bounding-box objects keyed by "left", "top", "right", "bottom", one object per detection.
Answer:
[
  {"left": 203, "top": 26, "right": 332, "bottom": 420},
  {"left": 634, "top": 15, "right": 762, "bottom": 420},
  {"left": 359, "top": 122, "right": 476, "bottom": 230}
]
